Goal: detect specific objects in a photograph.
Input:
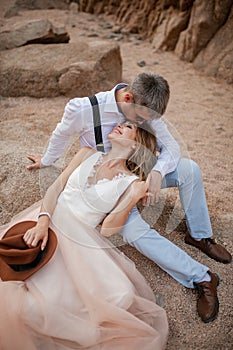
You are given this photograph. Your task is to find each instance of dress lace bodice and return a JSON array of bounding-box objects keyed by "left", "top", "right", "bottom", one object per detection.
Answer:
[
  {"left": 86, "top": 153, "right": 129, "bottom": 188},
  {"left": 57, "top": 152, "right": 138, "bottom": 228}
]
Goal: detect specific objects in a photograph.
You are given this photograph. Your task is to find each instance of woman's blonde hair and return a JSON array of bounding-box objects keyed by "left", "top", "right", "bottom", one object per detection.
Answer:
[{"left": 127, "top": 124, "right": 157, "bottom": 181}]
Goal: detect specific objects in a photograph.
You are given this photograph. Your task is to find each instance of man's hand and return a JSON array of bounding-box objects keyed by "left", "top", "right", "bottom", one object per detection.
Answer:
[
  {"left": 27, "top": 153, "right": 44, "bottom": 170},
  {"left": 142, "top": 170, "right": 162, "bottom": 206}
]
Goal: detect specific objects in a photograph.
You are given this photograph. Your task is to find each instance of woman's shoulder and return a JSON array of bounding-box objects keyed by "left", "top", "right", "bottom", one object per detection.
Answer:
[
  {"left": 67, "top": 147, "right": 97, "bottom": 170},
  {"left": 81, "top": 147, "right": 97, "bottom": 160}
]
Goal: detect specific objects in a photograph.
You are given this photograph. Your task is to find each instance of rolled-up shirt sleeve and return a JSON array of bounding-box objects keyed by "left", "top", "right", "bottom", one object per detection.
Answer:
[
  {"left": 150, "top": 118, "right": 181, "bottom": 178},
  {"left": 41, "top": 98, "right": 82, "bottom": 166}
]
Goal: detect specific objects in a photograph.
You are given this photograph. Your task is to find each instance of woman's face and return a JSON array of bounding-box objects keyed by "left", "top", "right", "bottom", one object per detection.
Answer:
[{"left": 109, "top": 122, "right": 138, "bottom": 142}]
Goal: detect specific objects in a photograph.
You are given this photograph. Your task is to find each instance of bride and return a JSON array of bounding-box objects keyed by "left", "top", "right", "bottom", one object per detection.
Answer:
[{"left": 0, "top": 122, "right": 168, "bottom": 350}]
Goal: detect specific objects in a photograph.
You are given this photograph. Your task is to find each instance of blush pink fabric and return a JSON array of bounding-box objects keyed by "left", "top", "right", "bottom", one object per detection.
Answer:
[{"left": 0, "top": 152, "right": 168, "bottom": 349}]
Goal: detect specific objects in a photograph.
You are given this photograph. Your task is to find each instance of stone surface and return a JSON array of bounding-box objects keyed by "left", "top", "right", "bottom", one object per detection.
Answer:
[
  {"left": 193, "top": 6, "right": 233, "bottom": 84},
  {"left": 0, "top": 19, "right": 70, "bottom": 50},
  {"left": 79, "top": 0, "right": 233, "bottom": 84},
  {"left": 175, "top": 0, "right": 232, "bottom": 62},
  {"left": 1, "top": 0, "right": 232, "bottom": 83},
  {"left": 4, "top": 0, "right": 69, "bottom": 18},
  {"left": 152, "top": 7, "right": 190, "bottom": 51},
  {"left": 0, "top": 41, "right": 122, "bottom": 97}
]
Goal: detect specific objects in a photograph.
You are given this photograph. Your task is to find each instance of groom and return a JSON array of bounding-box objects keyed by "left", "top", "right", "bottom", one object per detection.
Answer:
[{"left": 27, "top": 72, "right": 231, "bottom": 323}]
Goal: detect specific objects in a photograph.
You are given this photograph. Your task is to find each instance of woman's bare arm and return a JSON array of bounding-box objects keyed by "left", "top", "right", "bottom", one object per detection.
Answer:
[
  {"left": 100, "top": 180, "right": 149, "bottom": 237},
  {"left": 23, "top": 147, "right": 95, "bottom": 249}
]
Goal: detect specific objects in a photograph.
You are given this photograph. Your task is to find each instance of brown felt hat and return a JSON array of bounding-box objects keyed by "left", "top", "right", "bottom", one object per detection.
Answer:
[{"left": 0, "top": 221, "right": 57, "bottom": 281}]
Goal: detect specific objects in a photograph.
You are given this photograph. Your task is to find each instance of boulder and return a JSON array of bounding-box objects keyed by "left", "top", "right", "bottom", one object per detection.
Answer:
[
  {"left": 0, "top": 19, "right": 70, "bottom": 51},
  {"left": 0, "top": 41, "right": 122, "bottom": 97},
  {"left": 4, "top": 0, "right": 70, "bottom": 18}
]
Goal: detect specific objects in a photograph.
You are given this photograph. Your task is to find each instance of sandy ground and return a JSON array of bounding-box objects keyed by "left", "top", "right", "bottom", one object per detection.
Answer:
[{"left": 0, "top": 8, "right": 232, "bottom": 349}]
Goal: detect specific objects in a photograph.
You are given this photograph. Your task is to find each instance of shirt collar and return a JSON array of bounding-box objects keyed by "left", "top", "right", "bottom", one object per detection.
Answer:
[{"left": 104, "top": 83, "right": 128, "bottom": 114}]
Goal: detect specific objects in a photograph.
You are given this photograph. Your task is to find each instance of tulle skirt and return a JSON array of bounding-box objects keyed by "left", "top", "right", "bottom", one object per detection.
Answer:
[{"left": 0, "top": 201, "right": 168, "bottom": 349}]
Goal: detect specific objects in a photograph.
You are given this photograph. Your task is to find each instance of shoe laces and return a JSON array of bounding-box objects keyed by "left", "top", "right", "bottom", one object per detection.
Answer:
[
  {"left": 197, "top": 284, "right": 212, "bottom": 297},
  {"left": 204, "top": 238, "right": 216, "bottom": 246}
]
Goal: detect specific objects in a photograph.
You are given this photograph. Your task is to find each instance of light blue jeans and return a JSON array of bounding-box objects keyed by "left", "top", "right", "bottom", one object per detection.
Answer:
[{"left": 122, "top": 158, "right": 211, "bottom": 288}]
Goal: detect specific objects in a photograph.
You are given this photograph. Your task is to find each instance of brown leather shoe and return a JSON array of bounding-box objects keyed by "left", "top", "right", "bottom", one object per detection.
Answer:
[
  {"left": 185, "top": 232, "right": 232, "bottom": 264},
  {"left": 196, "top": 271, "right": 220, "bottom": 323}
]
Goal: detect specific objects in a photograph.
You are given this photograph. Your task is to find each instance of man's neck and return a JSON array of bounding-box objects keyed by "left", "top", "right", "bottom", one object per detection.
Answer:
[{"left": 115, "top": 87, "right": 127, "bottom": 103}]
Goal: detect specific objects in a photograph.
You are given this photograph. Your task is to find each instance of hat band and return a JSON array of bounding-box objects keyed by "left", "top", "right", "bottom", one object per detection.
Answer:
[{"left": 9, "top": 250, "right": 45, "bottom": 272}]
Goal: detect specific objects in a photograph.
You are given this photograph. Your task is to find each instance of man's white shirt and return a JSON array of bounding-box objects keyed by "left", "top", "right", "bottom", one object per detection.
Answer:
[{"left": 41, "top": 84, "right": 180, "bottom": 177}]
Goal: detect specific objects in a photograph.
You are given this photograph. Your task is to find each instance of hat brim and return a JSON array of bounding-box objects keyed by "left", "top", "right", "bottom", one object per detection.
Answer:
[{"left": 0, "top": 221, "right": 57, "bottom": 281}]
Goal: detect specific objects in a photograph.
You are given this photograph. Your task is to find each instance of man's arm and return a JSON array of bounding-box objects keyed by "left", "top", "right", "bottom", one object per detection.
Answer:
[
  {"left": 151, "top": 118, "right": 180, "bottom": 177},
  {"left": 27, "top": 98, "right": 83, "bottom": 170},
  {"left": 143, "top": 118, "right": 180, "bottom": 206}
]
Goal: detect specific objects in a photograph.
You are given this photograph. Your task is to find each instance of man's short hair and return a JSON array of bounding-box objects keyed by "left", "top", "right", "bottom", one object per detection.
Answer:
[{"left": 129, "top": 72, "right": 170, "bottom": 117}]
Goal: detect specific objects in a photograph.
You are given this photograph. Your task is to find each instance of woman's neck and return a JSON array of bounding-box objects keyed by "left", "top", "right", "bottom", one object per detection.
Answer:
[{"left": 103, "top": 145, "right": 130, "bottom": 170}]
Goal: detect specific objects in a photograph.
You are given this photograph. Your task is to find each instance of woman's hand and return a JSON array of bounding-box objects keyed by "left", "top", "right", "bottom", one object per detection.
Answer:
[
  {"left": 23, "top": 220, "right": 49, "bottom": 251},
  {"left": 130, "top": 180, "right": 149, "bottom": 203},
  {"left": 101, "top": 180, "right": 149, "bottom": 237}
]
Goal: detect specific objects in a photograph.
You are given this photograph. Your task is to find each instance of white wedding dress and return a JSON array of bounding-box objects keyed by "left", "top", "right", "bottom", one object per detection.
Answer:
[{"left": 0, "top": 152, "right": 168, "bottom": 350}]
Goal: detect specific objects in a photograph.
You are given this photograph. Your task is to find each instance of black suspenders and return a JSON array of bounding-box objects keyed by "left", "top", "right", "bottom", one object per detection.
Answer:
[{"left": 88, "top": 95, "right": 105, "bottom": 152}]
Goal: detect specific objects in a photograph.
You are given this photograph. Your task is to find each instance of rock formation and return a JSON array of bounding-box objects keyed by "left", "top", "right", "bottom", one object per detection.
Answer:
[
  {"left": 2, "top": 0, "right": 232, "bottom": 84},
  {"left": 79, "top": 0, "right": 233, "bottom": 83}
]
